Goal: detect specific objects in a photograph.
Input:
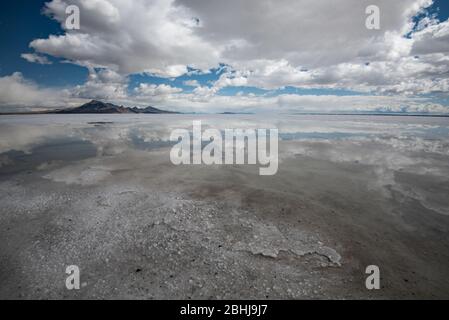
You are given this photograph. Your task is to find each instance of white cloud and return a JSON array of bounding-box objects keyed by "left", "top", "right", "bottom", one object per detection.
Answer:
[
  {"left": 0, "top": 73, "right": 75, "bottom": 109},
  {"left": 72, "top": 68, "right": 129, "bottom": 100},
  {"left": 31, "top": 0, "right": 221, "bottom": 76},
  {"left": 214, "top": 73, "right": 248, "bottom": 88},
  {"left": 2, "top": 0, "right": 449, "bottom": 112},
  {"left": 30, "top": 1, "right": 438, "bottom": 78},
  {"left": 21, "top": 53, "right": 52, "bottom": 65},
  {"left": 129, "top": 88, "right": 449, "bottom": 114},
  {"left": 192, "top": 86, "right": 219, "bottom": 98},
  {"left": 412, "top": 19, "right": 449, "bottom": 55},
  {"left": 135, "top": 83, "right": 183, "bottom": 96},
  {"left": 213, "top": 55, "right": 449, "bottom": 95},
  {"left": 0, "top": 70, "right": 125, "bottom": 110},
  {"left": 183, "top": 79, "right": 200, "bottom": 87},
  {"left": 1, "top": 72, "right": 446, "bottom": 113}
]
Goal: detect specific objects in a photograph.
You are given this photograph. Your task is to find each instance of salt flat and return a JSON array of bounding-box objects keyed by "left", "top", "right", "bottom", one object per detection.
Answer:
[{"left": 0, "top": 114, "right": 448, "bottom": 299}]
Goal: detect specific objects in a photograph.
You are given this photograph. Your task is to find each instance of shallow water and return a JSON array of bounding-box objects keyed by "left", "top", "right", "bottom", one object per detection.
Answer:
[
  {"left": 1, "top": 114, "right": 449, "bottom": 214},
  {"left": 1, "top": 114, "right": 449, "bottom": 299}
]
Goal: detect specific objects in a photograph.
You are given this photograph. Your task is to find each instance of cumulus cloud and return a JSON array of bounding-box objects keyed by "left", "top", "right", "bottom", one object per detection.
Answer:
[
  {"left": 0, "top": 70, "right": 125, "bottom": 110},
  {"left": 0, "top": 73, "right": 73, "bottom": 109},
  {"left": 2, "top": 0, "right": 449, "bottom": 112},
  {"left": 412, "top": 19, "right": 449, "bottom": 55},
  {"left": 72, "top": 68, "right": 129, "bottom": 100},
  {"left": 30, "top": 0, "right": 449, "bottom": 93},
  {"left": 21, "top": 53, "right": 52, "bottom": 65},
  {"left": 30, "top": 1, "right": 439, "bottom": 77},
  {"left": 214, "top": 56, "right": 449, "bottom": 95},
  {"left": 129, "top": 89, "right": 449, "bottom": 114},
  {"left": 183, "top": 79, "right": 200, "bottom": 87},
  {"left": 1, "top": 72, "right": 446, "bottom": 113},
  {"left": 135, "top": 83, "right": 183, "bottom": 96},
  {"left": 31, "top": 0, "right": 221, "bottom": 76}
]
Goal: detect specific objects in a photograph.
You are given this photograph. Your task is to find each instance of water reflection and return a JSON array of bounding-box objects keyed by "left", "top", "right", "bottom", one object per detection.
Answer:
[{"left": 0, "top": 114, "right": 448, "bottom": 215}]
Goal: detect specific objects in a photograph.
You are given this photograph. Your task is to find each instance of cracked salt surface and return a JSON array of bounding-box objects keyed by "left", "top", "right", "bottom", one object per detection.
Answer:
[
  {"left": 158, "top": 200, "right": 341, "bottom": 266},
  {"left": 232, "top": 218, "right": 341, "bottom": 265},
  {"left": 0, "top": 176, "right": 345, "bottom": 299}
]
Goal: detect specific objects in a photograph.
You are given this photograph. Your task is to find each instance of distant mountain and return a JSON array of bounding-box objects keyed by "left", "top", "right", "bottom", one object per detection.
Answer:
[
  {"left": 129, "top": 106, "right": 178, "bottom": 114},
  {"left": 54, "top": 100, "right": 179, "bottom": 114},
  {"left": 219, "top": 112, "right": 254, "bottom": 115},
  {"left": 55, "top": 100, "right": 132, "bottom": 114}
]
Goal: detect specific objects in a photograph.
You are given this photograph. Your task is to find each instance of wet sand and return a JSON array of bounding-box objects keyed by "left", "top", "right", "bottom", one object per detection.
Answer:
[{"left": 0, "top": 114, "right": 448, "bottom": 299}]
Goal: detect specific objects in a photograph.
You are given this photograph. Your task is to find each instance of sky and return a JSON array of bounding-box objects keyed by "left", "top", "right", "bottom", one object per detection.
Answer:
[{"left": 0, "top": 0, "right": 449, "bottom": 113}]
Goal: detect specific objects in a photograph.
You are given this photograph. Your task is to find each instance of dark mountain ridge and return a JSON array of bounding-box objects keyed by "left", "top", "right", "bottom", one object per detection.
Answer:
[
  {"left": 55, "top": 100, "right": 179, "bottom": 114},
  {"left": 0, "top": 100, "right": 179, "bottom": 115}
]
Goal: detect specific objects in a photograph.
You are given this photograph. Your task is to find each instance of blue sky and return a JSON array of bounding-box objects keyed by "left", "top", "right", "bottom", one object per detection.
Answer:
[
  {"left": 1, "top": 0, "right": 449, "bottom": 113},
  {"left": 0, "top": 1, "right": 87, "bottom": 87}
]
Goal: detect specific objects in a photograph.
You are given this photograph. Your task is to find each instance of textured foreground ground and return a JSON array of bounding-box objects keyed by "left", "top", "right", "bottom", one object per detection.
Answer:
[{"left": 0, "top": 114, "right": 448, "bottom": 299}]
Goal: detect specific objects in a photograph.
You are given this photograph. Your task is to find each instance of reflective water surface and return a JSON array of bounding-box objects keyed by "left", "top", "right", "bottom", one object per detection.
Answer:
[{"left": 1, "top": 114, "right": 449, "bottom": 299}]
